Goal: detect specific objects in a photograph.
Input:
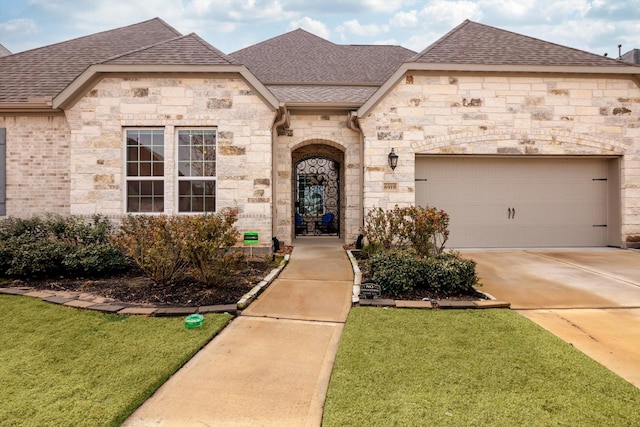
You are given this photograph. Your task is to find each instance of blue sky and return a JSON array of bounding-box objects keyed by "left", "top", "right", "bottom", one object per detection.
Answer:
[{"left": 1, "top": 0, "right": 638, "bottom": 57}]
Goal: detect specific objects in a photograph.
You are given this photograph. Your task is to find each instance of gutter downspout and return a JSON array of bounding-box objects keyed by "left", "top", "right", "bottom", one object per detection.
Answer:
[
  {"left": 274, "top": 103, "right": 290, "bottom": 135},
  {"left": 347, "top": 111, "right": 364, "bottom": 241},
  {"left": 272, "top": 104, "right": 289, "bottom": 243}
]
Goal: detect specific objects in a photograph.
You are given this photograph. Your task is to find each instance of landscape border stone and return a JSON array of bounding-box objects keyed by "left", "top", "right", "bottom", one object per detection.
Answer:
[
  {"left": 0, "top": 253, "right": 291, "bottom": 317},
  {"left": 345, "top": 250, "right": 511, "bottom": 310}
]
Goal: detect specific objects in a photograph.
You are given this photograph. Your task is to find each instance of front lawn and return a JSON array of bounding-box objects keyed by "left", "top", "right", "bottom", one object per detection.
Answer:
[
  {"left": 323, "top": 308, "right": 640, "bottom": 426},
  {"left": 0, "top": 295, "right": 232, "bottom": 427}
]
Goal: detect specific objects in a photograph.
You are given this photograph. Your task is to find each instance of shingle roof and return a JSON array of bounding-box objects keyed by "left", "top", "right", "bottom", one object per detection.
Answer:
[
  {"left": 0, "top": 18, "right": 182, "bottom": 103},
  {"left": 104, "top": 33, "right": 238, "bottom": 65},
  {"left": 231, "top": 29, "right": 416, "bottom": 85},
  {"left": 266, "top": 85, "right": 378, "bottom": 104},
  {"left": 412, "top": 20, "right": 634, "bottom": 67},
  {"left": 621, "top": 49, "right": 640, "bottom": 65}
]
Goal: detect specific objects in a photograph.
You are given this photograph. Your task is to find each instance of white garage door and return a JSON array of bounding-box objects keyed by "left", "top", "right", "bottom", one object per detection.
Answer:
[{"left": 416, "top": 157, "right": 610, "bottom": 248}]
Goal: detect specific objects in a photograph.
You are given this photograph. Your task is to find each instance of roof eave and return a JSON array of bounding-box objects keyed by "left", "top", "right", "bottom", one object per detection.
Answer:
[
  {"left": 285, "top": 102, "right": 364, "bottom": 111},
  {"left": 0, "top": 98, "right": 58, "bottom": 114},
  {"left": 53, "top": 63, "right": 280, "bottom": 110},
  {"left": 358, "top": 63, "right": 640, "bottom": 118}
]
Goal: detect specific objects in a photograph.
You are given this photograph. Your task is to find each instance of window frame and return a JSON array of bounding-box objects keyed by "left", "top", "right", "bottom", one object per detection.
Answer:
[
  {"left": 175, "top": 128, "right": 218, "bottom": 214},
  {"left": 124, "top": 128, "right": 166, "bottom": 214}
]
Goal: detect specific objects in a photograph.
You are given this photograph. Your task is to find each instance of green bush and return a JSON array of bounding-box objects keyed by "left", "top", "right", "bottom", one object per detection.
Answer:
[
  {"left": 366, "top": 250, "right": 424, "bottom": 296},
  {"left": 0, "top": 214, "right": 127, "bottom": 278},
  {"left": 420, "top": 253, "right": 479, "bottom": 294},
  {"left": 365, "top": 250, "right": 479, "bottom": 296}
]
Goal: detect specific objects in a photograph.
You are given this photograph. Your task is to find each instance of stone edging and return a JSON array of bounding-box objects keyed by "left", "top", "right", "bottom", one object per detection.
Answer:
[
  {"left": 346, "top": 250, "right": 510, "bottom": 310},
  {"left": 0, "top": 254, "right": 290, "bottom": 317}
]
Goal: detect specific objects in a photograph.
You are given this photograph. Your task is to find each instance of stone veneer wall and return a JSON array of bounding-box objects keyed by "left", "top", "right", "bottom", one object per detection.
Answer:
[
  {"left": 64, "top": 75, "right": 275, "bottom": 246},
  {"left": 275, "top": 112, "right": 362, "bottom": 243},
  {"left": 359, "top": 73, "right": 640, "bottom": 244},
  {"left": 0, "top": 115, "right": 70, "bottom": 216}
]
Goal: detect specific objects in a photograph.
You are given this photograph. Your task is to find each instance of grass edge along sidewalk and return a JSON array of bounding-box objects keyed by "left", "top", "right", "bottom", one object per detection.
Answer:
[
  {"left": 0, "top": 295, "right": 232, "bottom": 427},
  {"left": 323, "top": 308, "right": 640, "bottom": 427}
]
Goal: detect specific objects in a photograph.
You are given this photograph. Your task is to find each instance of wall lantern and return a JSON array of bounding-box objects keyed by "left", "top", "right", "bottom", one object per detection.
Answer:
[{"left": 388, "top": 148, "right": 398, "bottom": 171}]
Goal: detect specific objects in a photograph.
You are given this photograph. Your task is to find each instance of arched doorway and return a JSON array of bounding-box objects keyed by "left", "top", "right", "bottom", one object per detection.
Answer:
[{"left": 294, "top": 156, "right": 340, "bottom": 237}]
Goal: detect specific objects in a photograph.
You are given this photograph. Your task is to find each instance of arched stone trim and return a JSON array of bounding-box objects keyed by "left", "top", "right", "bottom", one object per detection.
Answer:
[
  {"left": 288, "top": 137, "right": 348, "bottom": 152},
  {"left": 412, "top": 129, "right": 628, "bottom": 156}
]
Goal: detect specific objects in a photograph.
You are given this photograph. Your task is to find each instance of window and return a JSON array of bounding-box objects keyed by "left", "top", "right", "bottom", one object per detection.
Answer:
[
  {"left": 177, "top": 129, "right": 216, "bottom": 212},
  {"left": 126, "top": 129, "right": 164, "bottom": 213}
]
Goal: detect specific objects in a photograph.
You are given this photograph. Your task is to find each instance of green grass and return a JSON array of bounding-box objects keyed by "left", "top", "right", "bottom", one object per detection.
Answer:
[
  {"left": 0, "top": 295, "right": 232, "bottom": 427},
  {"left": 323, "top": 308, "right": 640, "bottom": 426}
]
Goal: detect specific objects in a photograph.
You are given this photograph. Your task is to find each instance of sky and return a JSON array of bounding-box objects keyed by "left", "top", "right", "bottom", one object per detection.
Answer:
[{"left": 0, "top": 0, "right": 638, "bottom": 58}]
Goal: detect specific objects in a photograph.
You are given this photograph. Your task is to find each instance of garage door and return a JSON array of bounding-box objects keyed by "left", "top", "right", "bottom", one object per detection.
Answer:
[{"left": 416, "top": 157, "right": 610, "bottom": 248}]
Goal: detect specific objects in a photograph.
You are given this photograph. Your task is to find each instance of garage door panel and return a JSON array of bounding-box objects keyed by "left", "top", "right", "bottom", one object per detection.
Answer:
[{"left": 416, "top": 157, "right": 609, "bottom": 248}]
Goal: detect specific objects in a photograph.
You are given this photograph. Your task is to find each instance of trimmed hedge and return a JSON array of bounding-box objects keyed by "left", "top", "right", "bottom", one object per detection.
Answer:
[
  {"left": 0, "top": 214, "right": 127, "bottom": 278},
  {"left": 366, "top": 250, "right": 479, "bottom": 297}
]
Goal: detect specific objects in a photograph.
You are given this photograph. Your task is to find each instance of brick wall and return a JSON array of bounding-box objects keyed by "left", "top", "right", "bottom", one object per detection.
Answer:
[{"left": 0, "top": 115, "right": 70, "bottom": 216}]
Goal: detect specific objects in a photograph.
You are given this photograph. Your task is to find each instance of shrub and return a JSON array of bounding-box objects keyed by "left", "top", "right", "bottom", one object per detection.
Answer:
[
  {"left": 365, "top": 250, "right": 479, "bottom": 297},
  {"left": 419, "top": 252, "right": 479, "bottom": 295},
  {"left": 363, "top": 205, "right": 449, "bottom": 257},
  {"left": 0, "top": 214, "right": 127, "bottom": 278},
  {"left": 112, "top": 215, "right": 190, "bottom": 286},
  {"left": 401, "top": 206, "right": 449, "bottom": 257},
  {"left": 182, "top": 211, "right": 242, "bottom": 287},
  {"left": 362, "top": 207, "right": 406, "bottom": 252},
  {"left": 366, "top": 250, "right": 424, "bottom": 296},
  {"left": 113, "top": 211, "right": 243, "bottom": 287}
]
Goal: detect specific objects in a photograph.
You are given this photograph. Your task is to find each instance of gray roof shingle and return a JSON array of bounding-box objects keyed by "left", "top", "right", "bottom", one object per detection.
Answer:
[
  {"left": 231, "top": 29, "right": 416, "bottom": 85},
  {"left": 267, "top": 85, "right": 378, "bottom": 104},
  {"left": 412, "top": 20, "right": 634, "bottom": 67},
  {"left": 0, "top": 18, "right": 182, "bottom": 103},
  {"left": 104, "top": 33, "right": 238, "bottom": 65}
]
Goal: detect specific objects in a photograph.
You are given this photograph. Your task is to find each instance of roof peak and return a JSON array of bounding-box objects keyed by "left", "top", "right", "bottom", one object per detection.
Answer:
[
  {"left": 103, "top": 32, "right": 238, "bottom": 65},
  {"left": 410, "top": 19, "right": 634, "bottom": 67}
]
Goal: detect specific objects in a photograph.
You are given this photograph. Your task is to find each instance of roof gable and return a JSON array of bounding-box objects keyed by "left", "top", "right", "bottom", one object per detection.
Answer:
[
  {"left": 412, "top": 20, "right": 632, "bottom": 67},
  {"left": 231, "top": 29, "right": 415, "bottom": 85},
  {"left": 104, "top": 33, "right": 238, "bottom": 65},
  {"left": 0, "top": 18, "right": 182, "bottom": 103}
]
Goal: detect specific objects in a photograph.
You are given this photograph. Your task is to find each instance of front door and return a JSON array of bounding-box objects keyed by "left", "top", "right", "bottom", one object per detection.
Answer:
[{"left": 295, "top": 157, "right": 340, "bottom": 236}]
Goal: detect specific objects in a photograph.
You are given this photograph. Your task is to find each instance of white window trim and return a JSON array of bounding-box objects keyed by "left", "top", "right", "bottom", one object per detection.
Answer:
[
  {"left": 174, "top": 128, "right": 218, "bottom": 214},
  {"left": 123, "top": 128, "right": 166, "bottom": 214}
]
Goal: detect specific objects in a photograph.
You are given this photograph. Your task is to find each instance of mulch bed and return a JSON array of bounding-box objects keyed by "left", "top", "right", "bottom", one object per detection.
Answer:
[{"left": 5, "top": 258, "right": 276, "bottom": 307}]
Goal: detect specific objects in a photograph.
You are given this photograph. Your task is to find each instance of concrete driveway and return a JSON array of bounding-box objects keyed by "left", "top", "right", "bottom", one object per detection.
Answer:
[{"left": 463, "top": 249, "right": 640, "bottom": 388}]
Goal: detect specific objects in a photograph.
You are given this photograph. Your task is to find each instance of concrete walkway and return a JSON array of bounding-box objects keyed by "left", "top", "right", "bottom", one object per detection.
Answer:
[{"left": 123, "top": 241, "right": 353, "bottom": 427}]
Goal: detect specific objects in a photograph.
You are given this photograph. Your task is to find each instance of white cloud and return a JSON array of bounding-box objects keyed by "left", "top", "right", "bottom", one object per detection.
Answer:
[
  {"left": 391, "top": 10, "right": 419, "bottom": 28},
  {"left": 405, "top": 32, "right": 442, "bottom": 52},
  {"left": 417, "top": 0, "right": 483, "bottom": 26},
  {"left": 0, "top": 18, "right": 40, "bottom": 35},
  {"left": 287, "top": 17, "right": 330, "bottom": 39},
  {"left": 337, "top": 19, "right": 389, "bottom": 37},
  {"left": 361, "top": 0, "right": 409, "bottom": 13}
]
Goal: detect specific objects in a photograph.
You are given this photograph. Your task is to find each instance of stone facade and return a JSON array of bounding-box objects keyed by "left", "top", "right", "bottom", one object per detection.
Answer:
[
  {"left": 2, "top": 75, "right": 276, "bottom": 246},
  {"left": 359, "top": 73, "right": 640, "bottom": 245},
  {"left": 274, "top": 112, "right": 362, "bottom": 243},
  {"left": 0, "top": 115, "right": 70, "bottom": 217}
]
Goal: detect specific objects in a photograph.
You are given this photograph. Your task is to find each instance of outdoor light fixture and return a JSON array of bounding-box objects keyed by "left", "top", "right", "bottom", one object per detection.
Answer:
[{"left": 388, "top": 148, "right": 398, "bottom": 171}]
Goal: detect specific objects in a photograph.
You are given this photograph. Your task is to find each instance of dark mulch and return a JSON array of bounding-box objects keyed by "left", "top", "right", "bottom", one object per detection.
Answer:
[{"left": 5, "top": 258, "right": 276, "bottom": 307}]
